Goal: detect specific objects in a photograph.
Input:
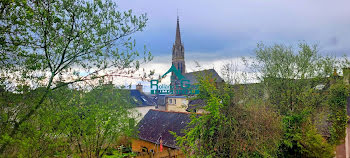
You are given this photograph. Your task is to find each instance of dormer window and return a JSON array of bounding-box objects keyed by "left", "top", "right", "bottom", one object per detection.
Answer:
[
  {"left": 132, "top": 97, "right": 138, "bottom": 103},
  {"left": 140, "top": 96, "right": 147, "bottom": 102}
]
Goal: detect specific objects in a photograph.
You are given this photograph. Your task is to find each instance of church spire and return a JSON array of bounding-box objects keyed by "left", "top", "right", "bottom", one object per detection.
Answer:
[
  {"left": 175, "top": 16, "right": 181, "bottom": 45},
  {"left": 171, "top": 15, "right": 186, "bottom": 85}
]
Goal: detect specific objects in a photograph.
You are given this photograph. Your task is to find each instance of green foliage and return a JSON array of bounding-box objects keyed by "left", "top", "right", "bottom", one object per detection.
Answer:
[
  {"left": 174, "top": 75, "right": 224, "bottom": 157},
  {"left": 1, "top": 0, "right": 151, "bottom": 85},
  {"left": 0, "top": 84, "right": 138, "bottom": 157},
  {"left": 299, "top": 122, "right": 334, "bottom": 158},
  {"left": 0, "top": 0, "right": 152, "bottom": 155},
  {"left": 177, "top": 41, "right": 347, "bottom": 157},
  {"left": 103, "top": 147, "right": 137, "bottom": 158},
  {"left": 248, "top": 42, "right": 345, "bottom": 157},
  {"left": 179, "top": 42, "right": 346, "bottom": 157},
  {"left": 281, "top": 109, "right": 334, "bottom": 157},
  {"left": 252, "top": 42, "right": 335, "bottom": 114},
  {"left": 328, "top": 82, "right": 349, "bottom": 145},
  {"left": 174, "top": 75, "right": 283, "bottom": 157}
]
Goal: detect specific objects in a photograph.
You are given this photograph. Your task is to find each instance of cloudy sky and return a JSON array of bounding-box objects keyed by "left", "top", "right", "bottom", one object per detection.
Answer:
[{"left": 115, "top": 0, "right": 350, "bottom": 90}]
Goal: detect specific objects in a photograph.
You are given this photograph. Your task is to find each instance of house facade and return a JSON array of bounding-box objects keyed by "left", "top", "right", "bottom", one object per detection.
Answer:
[
  {"left": 165, "top": 95, "right": 188, "bottom": 112},
  {"left": 129, "top": 83, "right": 157, "bottom": 121}
]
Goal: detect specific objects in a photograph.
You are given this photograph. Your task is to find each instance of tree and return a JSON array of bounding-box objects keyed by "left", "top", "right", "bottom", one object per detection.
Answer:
[
  {"left": 45, "top": 84, "right": 136, "bottom": 157},
  {"left": 220, "top": 60, "right": 247, "bottom": 85},
  {"left": 249, "top": 42, "right": 343, "bottom": 157},
  {"left": 328, "top": 81, "right": 349, "bottom": 145},
  {"left": 0, "top": 0, "right": 152, "bottom": 154},
  {"left": 175, "top": 42, "right": 347, "bottom": 157},
  {"left": 251, "top": 42, "right": 336, "bottom": 114},
  {"left": 174, "top": 75, "right": 282, "bottom": 157},
  {"left": 1, "top": 0, "right": 33, "bottom": 69},
  {"left": 0, "top": 83, "right": 138, "bottom": 157}
]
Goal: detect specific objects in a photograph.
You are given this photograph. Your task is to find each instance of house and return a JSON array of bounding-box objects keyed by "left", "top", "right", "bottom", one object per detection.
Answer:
[
  {"left": 151, "top": 94, "right": 167, "bottom": 111},
  {"left": 154, "top": 69, "right": 224, "bottom": 112},
  {"left": 186, "top": 98, "right": 206, "bottom": 113},
  {"left": 129, "top": 83, "right": 157, "bottom": 120},
  {"left": 131, "top": 109, "right": 192, "bottom": 154},
  {"left": 183, "top": 69, "right": 224, "bottom": 86},
  {"left": 165, "top": 95, "right": 188, "bottom": 112}
]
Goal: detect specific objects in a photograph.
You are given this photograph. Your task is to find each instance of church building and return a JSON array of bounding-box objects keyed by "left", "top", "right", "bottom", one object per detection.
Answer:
[
  {"left": 163, "top": 16, "right": 223, "bottom": 112},
  {"left": 132, "top": 17, "right": 223, "bottom": 155},
  {"left": 171, "top": 16, "right": 186, "bottom": 87},
  {"left": 170, "top": 16, "right": 223, "bottom": 88}
]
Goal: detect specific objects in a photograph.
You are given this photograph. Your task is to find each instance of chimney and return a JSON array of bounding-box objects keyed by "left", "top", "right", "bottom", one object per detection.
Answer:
[
  {"left": 343, "top": 67, "right": 350, "bottom": 85},
  {"left": 136, "top": 83, "right": 143, "bottom": 92},
  {"left": 330, "top": 68, "right": 339, "bottom": 85}
]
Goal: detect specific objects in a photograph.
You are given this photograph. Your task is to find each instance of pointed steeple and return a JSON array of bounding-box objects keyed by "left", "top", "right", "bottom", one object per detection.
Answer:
[
  {"left": 175, "top": 16, "right": 181, "bottom": 45},
  {"left": 171, "top": 15, "right": 186, "bottom": 86}
]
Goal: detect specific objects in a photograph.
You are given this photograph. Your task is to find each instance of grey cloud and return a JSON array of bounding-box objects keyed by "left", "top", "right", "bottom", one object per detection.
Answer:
[{"left": 117, "top": 0, "right": 350, "bottom": 57}]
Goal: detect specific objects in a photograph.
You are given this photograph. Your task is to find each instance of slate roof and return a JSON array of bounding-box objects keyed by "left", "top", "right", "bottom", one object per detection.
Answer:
[
  {"left": 187, "top": 99, "right": 206, "bottom": 111},
  {"left": 137, "top": 109, "right": 192, "bottom": 148},
  {"left": 151, "top": 94, "right": 166, "bottom": 107},
  {"left": 183, "top": 69, "right": 224, "bottom": 85},
  {"left": 129, "top": 90, "right": 156, "bottom": 107}
]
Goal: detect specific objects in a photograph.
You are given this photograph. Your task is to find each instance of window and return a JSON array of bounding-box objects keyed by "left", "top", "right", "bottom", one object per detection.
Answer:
[
  {"left": 174, "top": 99, "right": 176, "bottom": 104},
  {"left": 169, "top": 99, "right": 172, "bottom": 104},
  {"left": 141, "top": 147, "right": 148, "bottom": 152},
  {"left": 180, "top": 63, "right": 182, "bottom": 73},
  {"left": 140, "top": 96, "right": 147, "bottom": 102},
  {"left": 132, "top": 97, "right": 139, "bottom": 103}
]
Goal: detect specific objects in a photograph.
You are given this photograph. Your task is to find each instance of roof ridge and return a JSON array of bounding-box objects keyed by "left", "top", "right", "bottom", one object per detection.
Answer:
[
  {"left": 185, "top": 69, "right": 215, "bottom": 74},
  {"left": 150, "top": 109, "right": 201, "bottom": 115}
]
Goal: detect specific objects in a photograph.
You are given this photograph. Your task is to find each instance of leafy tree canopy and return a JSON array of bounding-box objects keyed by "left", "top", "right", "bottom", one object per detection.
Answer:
[{"left": 0, "top": 0, "right": 152, "bottom": 155}]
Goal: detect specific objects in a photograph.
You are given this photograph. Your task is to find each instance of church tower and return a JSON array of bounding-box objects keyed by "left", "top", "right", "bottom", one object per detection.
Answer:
[{"left": 171, "top": 16, "right": 186, "bottom": 85}]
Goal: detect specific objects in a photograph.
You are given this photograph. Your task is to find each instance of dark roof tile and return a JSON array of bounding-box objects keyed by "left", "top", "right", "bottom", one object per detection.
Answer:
[
  {"left": 129, "top": 90, "right": 156, "bottom": 107},
  {"left": 183, "top": 69, "right": 224, "bottom": 85},
  {"left": 187, "top": 99, "right": 206, "bottom": 110},
  {"left": 137, "top": 110, "right": 192, "bottom": 148},
  {"left": 151, "top": 94, "right": 166, "bottom": 106}
]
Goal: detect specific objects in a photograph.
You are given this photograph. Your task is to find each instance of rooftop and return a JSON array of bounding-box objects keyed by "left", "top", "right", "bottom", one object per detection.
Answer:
[
  {"left": 183, "top": 69, "right": 224, "bottom": 85},
  {"left": 129, "top": 89, "right": 156, "bottom": 107},
  {"left": 137, "top": 109, "right": 193, "bottom": 148}
]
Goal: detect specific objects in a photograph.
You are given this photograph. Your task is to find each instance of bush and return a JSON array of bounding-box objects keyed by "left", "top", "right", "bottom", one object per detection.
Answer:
[{"left": 328, "top": 82, "right": 349, "bottom": 145}]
